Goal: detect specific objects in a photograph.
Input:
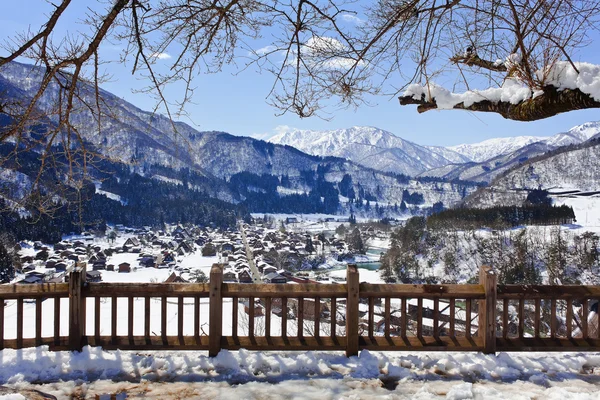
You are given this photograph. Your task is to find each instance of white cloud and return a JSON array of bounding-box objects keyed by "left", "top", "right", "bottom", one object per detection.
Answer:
[
  {"left": 253, "top": 45, "right": 278, "bottom": 56},
  {"left": 151, "top": 52, "right": 172, "bottom": 60},
  {"left": 341, "top": 14, "right": 363, "bottom": 24}
]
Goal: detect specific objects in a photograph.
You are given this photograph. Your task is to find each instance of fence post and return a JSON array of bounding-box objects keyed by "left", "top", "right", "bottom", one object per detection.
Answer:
[
  {"left": 479, "top": 265, "right": 497, "bottom": 354},
  {"left": 346, "top": 264, "right": 359, "bottom": 357},
  {"left": 68, "top": 262, "right": 86, "bottom": 351},
  {"left": 209, "top": 263, "right": 224, "bottom": 357}
]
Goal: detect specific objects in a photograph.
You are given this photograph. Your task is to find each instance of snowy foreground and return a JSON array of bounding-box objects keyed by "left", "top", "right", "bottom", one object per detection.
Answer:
[{"left": 2, "top": 347, "right": 600, "bottom": 399}]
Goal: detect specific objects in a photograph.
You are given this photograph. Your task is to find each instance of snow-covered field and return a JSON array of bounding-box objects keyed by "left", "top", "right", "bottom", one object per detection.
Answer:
[{"left": 2, "top": 347, "right": 600, "bottom": 399}]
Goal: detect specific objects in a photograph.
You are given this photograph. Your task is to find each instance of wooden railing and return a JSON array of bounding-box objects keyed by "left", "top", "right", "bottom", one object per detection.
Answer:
[{"left": 1, "top": 264, "right": 599, "bottom": 355}]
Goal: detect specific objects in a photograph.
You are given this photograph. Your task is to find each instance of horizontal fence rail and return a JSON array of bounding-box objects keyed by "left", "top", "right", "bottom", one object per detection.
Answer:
[{"left": 1, "top": 264, "right": 600, "bottom": 355}]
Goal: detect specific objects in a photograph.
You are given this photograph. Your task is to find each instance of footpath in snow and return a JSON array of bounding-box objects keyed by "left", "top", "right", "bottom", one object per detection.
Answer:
[{"left": 1, "top": 347, "right": 600, "bottom": 399}]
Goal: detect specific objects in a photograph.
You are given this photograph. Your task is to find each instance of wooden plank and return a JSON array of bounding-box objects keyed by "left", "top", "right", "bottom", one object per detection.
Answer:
[
  {"left": 2, "top": 337, "right": 70, "bottom": 351},
  {"left": 518, "top": 299, "right": 525, "bottom": 338},
  {"left": 401, "top": 298, "right": 407, "bottom": 338},
  {"left": 282, "top": 297, "right": 288, "bottom": 337},
  {"left": 16, "top": 298, "right": 23, "bottom": 348},
  {"left": 503, "top": 298, "right": 508, "bottom": 339},
  {"left": 497, "top": 285, "right": 600, "bottom": 299},
  {"left": 497, "top": 337, "right": 600, "bottom": 352},
  {"left": 466, "top": 299, "right": 472, "bottom": 338},
  {"left": 346, "top": 265, "right": 360, "bottom": 357},
  {"left": 417, "top": 298, "right": 423, "bottom": 338},
  {"left": 178, "top": 296, "right": 184, "bottom": 338},
  {"left": 129, "top": 296, "right": 134, "bottom": 340},
  {"left": 360, "top": 335, "right": 483, "bottom": 351},
  {"left": 0, "top": 283, "right": 69, "bottom": 298},
  {"left": 566, "top": 298, "right": 573, "bottom": 338},
  {"left": 368, "top": 297, "right": 374, "bottom": 338},
  {"left": 265, "top": 297, "right": 272, "bottom": 338},
  {"left": 223, "top": 283, "right": 346, "bottom": 298},
  {"left": 449, "top": 298, "right": 455, "bottom": 337},
  {"left": 35, "top": 298, "right": 42, "bottom": 347},
  {"left": 384, "top": 297, "right": 390, "bottom": 337},
  {"left": 85, "top": 335, "right": 209, "bottom": 351},
  {"left": 359, "top": 283, "right": 485, "bottom": 298},
  {"left": 297, "top": 297, "right": 303, "bottom": 338},
  {"left": 534, "top": 298, "right": 541, "bottom": 338},
  {"left": 85, "top": 283, "right": 209, "bottom": 296},
  {"left": 209, "top": 264, "right": 223, "bottom": 357},
  {"left": 221, "top": 335, "right": 346, "bottom": 351},
  {"left": 232, "top": 297, "right": 238, "bottom": 338},
  {"left": 433, "top": 298, "right": 439, "bottom": 338},
  {"left": 69, "top": 268, "right": 84, "bottom": 351},
  {"left": 331, "top": 297, "right": 337, "bottom": 338},
  {"left": 112, "top": 296, "right": 118, "bottom": 345},
  {"left": 95, "top": 296, "right": 101, "bottom": 339},
  {"left": 54, "top": 297, "right": 60, "bottom": 345},
  {"left": 314, "top": 296, "right": 319, "bottom": 337},
  {"left": 551, "top": 299, "right": 557, "bottom": 338},
  {"left": 582, "top": 298, "right": 589, "bottom": 339},
  {"left": 144, "top": 296, "right": 150, "bottom": 339}
]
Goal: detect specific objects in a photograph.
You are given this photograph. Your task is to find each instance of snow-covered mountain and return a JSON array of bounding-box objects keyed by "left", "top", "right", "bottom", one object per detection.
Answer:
[
  {"left": 268, "top": 126, "right": 470, "bottom": 176},
  {"left": 0, "top": 61, "right": 480, "bottom": 212},
  {"left": 449, "top": 122, "right": 600, "bottom": 162}
]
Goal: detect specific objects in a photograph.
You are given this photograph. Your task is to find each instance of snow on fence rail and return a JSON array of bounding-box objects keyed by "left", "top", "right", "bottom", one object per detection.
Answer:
[{"left": 0, "top": 264, "right": 599, "bottom": 355}]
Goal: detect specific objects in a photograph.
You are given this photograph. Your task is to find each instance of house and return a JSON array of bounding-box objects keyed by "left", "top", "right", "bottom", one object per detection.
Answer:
[
  {"left": 55, "top": 262, "right": 68, "bottom": 271},
  {"left": 92, "top": 261, "right": 106, "bottom": 271},
  {"left": 223, "top": 270, "right": 237, "bottom": 282},
  {"left": 86, "top": 270, "right": 103, "bottom": 282},
  {"left": 264, "top": 272, "right": 287, "bottom": 284},
  {"left": 289, "top": 298, "right": 330, "bottom": 321},
  {"left": 285, "top": 217, "right": 298, "bottom": 224},
  {"left": 118, "top": 262, "right": 131, "bottom": 273},
  {"left": 243, "top": 298, "right": 264, "bottom": 316},
  {"left": 164, "top": 272, "right": 188, "bottom": 283},
  {"left": 106, "top": 264, "right": 115, "bottom": 272},
  {"left": 238, "top": 270, "right": 253, "bottom": 283}
]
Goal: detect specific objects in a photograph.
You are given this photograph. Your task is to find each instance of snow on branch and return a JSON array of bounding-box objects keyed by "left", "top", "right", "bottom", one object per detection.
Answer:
[{"left": 399, "top": 62, "right": 600, "bottom": 121}]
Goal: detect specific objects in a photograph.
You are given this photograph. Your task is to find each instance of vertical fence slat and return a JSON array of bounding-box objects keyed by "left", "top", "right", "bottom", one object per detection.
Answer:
[
  {"left": 161, "top": 296, "right": 167, "bottom": 340},
  {"left": 232, "top": 297, "right": 238, "bottom": 338},
  {"left": 112, "top": 296, "right": 118, "bottom": 345},
  {"left": 282, "top": 297, "right": 288, "bottom": 337},
  {"left": 95, "top": 296, "right": 101, "bottom": 340},
  {"left": 534, "top": 298, "right": 541, "bottom": 338},
  {"left": 195, "top": 295, "right": 201, "bottom": 341},
  {"left": 384, "top": 297, "right": 391, "bottom": 337},
  {"left": 16, "top": 298, "right": 23, "bottom": 348},
  {"left": 582, "top": 298, "right": 589, "bottom": 339},
  {"left": 346, "top": 265, "right": 359, "bottom": 357},
  {"left": 35, "top": 298, "right": 42, "bottom": 347},
  {"left": 297, "top": 297, "right": 303, "bottom": 338},
  {"left": 0, "top": 298, "right": 4, "bottom": 349},
  {"left": 551, "top": 298, "right": 557, "bottom": 338},
  {"left": 209, "top": 264, "right": 223, "bottom": 357},
  {"left": 502, "top": 298, "right": 508, "bottom": 339},
  {"left": 128, "top": 296, "right": 135, "bottom": 341},
  {"left": 69, "top": 267, "right": 85, "bottom": 351},
  {"left": 54, "top": 296, "right": 60, "bottom": 345},
  {"left": 518, "top": 299, "right": 525, "bottom": 338},
  {"left": 466, "top": 299, "right": 472, "bottom": 338},
  {"left": 433, "top": 298, "right": 439, "bottom": 338},
  {"left": 400, "top": 297, "right": 407, "bottom": 338},
  {"left": 265, "top": 297, "right": 272, "bottom": 338},
  {"left": 566, "top": 298, "right": 573, "bottom": 338},
  {"left": 177, "top": 296, "right": 184, "bottom": 338},
  {"left": 417, "top": 298, "right": 423, "bottom": 338},
  {"left": 449, "top": 298, "right": 455, "bottom": 337},
  {"left": 144, "top": 296, "right": 150, "bottom": 340},
  {"left": 249, "top": 296, "right": 255, "bottom": 337},
  {"left": 368, "top": 297, "right": 374, "bottom": 338},
  {"left": 314, "top": 296, "right": 320, "bottom": 338},
  {"left": 331, "top": 297, "right": 337, "bottom": 338}
]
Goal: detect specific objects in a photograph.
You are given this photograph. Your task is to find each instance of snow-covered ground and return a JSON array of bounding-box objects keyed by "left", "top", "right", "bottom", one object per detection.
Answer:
[{"left": 2, "top": 347, "right": 600, "bottom": 399}]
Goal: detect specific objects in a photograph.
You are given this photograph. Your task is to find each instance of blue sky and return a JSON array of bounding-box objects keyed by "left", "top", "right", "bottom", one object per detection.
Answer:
[{"left": 2, "top": 1, "right": 600, "bottom": 146}]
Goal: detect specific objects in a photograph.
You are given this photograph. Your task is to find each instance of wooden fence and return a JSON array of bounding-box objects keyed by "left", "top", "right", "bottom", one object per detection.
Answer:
[{"left": 1, "top": 264, "right": 600, "bottom": 355}]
